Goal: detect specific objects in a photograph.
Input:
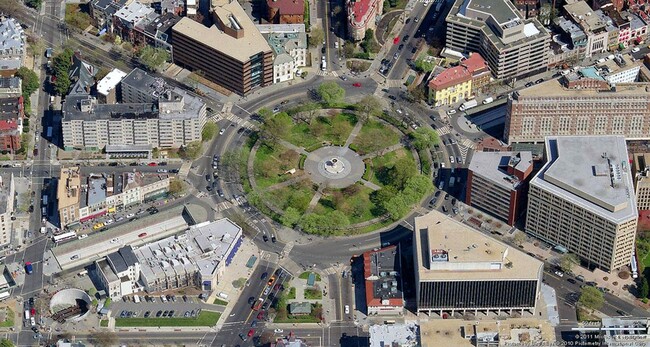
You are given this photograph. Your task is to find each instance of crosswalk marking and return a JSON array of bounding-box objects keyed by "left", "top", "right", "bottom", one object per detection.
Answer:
[
  {"left": 461, "top": 138, "right": 475, "bottom": 149},
  {"left": 436, "top": 126, "right": 451, "bottom": 136}
]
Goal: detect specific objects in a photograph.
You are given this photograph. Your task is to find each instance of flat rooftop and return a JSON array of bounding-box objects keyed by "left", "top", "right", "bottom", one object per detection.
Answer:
[
  {"left": 459, "top": 0, "right": 519, "bottom": 25},
  {"left": 468, "top": 151, "right": 532, "bottom": 190},
  {"left": 57, "top": 167, "right": 81, "bottom": 210},
  {"left": 172, "top": 2, "right": 271, "bottom": 63},
  {"left": 369, "top": 322, "right": 419, "bottom": 347},
  {"left": 0, "top": 173, "right": 12, "bottom": 216},
  {"left": 96, "top": 69, "right": 127, "bottom": 96},
  {"left": 515, "top": 80, "right": 650, "bottom": 97},
  {"left": 414, "top": 210, "right": 542, "bottom": 281},
  {"left": 363, "top": 246, "right": 403, "bottom": 307},
  {"left": 532, "top": 136, "right": 637, "bottom": 222}
]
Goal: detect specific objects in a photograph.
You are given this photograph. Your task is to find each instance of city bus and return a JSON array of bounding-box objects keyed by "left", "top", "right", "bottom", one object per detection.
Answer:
[{"left": 53, "top": 231, "right": 77, "bottom": 244}]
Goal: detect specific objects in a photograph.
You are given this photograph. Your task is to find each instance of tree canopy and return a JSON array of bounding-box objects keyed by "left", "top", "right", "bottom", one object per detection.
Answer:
[
  {"left": 137, "top": 46, "right": 170, "bottom": 72},
  {"left": 560, "top": 253, "right": 579, "bottom": 274},
  {"left": 409, "top": 127, "right": 440, "bottom": 150},
  {"left": 52, "top": 48, "right": 74, "bottom": 95},
  {"left": 318, "top": 81, "right": 345, "bottom": 106},
  {"left": 579, "top": 286, "right": 604, "bottom": 311},
  {"left": 356, "top": 95, "right": 382, "bottom": 123},
  {"left": 15, "top": 67, "right": 39, "bottom": 98},
  {"left": 308, "top": 28, "right": 324, "bottom": 48}
]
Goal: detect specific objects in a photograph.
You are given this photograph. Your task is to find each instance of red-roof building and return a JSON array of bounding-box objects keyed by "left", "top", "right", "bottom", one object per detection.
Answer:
[
  {"left": 267, "top": 0, "right": 305, "bottom": 24},
  {"left": 427, "top": 53, "right": 491, "bottom": 106},
  {"left": 363, "top": 245, "right": 404, "bottom": 316},
  {"left": 347, "top": 0, "right": 383, "bottom": 41},
  {"left": 0, "top": 96, "right": 23, "bottom": 153}
]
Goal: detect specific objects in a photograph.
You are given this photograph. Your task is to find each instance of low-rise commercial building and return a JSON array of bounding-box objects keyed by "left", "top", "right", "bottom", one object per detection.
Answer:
[
  {"left": 369, "top": 322, "right": 419, "bottom": 347},
  {"left": 563, "top": 0, "right": 609, "bottom": 57},
  {"left": 90, "top": 0, "right": 132, "bottom": 31},
  {"left": 504, "top": 79, "right": 650, "bottom": 144},
  {"left": 419, "top": 318, "right": 556, "bottom": 346},
  {"left": 0, "top": 96, "right": 23, "bottom": 153},
  {"left": 265, "top": 32, "right": 307, "bottom": 83},
  {"left": 0, "top": 173, "right": 15, "bottom": 247},
  {"left": 266, "top": 0, "right": 304, "bottom": 24},
  {"left": 445, "top": 0, "right": 550, "bottom": 80},
  {"left": 135, "top": 219, "right": 242, "bottom": 292},
  {"left": 414, "top": 210, "right": 543, "bottom": 316},
  {"left": 525, "top": 136, "right": 637, "bottom": 272},
  {"left": 427, "top": 53, "right": 490, "bottom": 106},
  {"left": 96, "top": 69, "right": 127, "bottom": 104},
  {"left": 112, "top": 1, "right": 156, "bottom": 41},
  {"left": 363, "top": 245, "right": 404, "bottom": 316},
  {"left": 0, "top": 17, "right": 26, "bottom": 75},
  {"left": 57, "top": 167, "right": 81, "bottom": 229},
  {"left": 93, "top": 246, "right": 140, "bottom": 299},
  {"left": 346, "top": 0, "right": 383, "bottom": 41},
  {"left": 171, "top": 0, "right": 274, "bottom": 96},
  {"left": 466, "top": 151, "right": 533, "bottom": 225}
]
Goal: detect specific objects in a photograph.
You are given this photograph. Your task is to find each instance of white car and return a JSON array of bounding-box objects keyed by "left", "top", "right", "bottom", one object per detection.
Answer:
[
  {"left": 344, "top": 305, "right": 350, "bottom": 314},
  {"left": 78, "top": 234, "right": 88, "bottom": 240},
  {"left": 555, "top": 270, "right": 564, "bottom": 277},
  {"left": 105, "top": 219, "right": 114, "bottom": 225},
  {"left": 396, "top": 109, "right": 403, "bottom": 114},
  {"left": 126, "top": 213, "right": 135, "bottom": 218},
  {"left": 632, "top": 47, "right": 641, "bottom": 53},
  {"left": 219, "top": 128, "right": 225, "bottom": 135},
  {"left": 449, "top": 156, "right": 455, "bottom": 164},
  {"left": 447, "top": 109, "right": 457, "bottom": 115},
  {"left": 110, "top": 238, "right": 119, "bottom": 243},
  {"left": 274, "top": 329, "right": 284, "bottom": 333}
]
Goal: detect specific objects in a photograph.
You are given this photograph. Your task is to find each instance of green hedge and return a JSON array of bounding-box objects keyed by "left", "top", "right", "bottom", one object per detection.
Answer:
[{"left": 299, "top": 154, "right": 307, "bottom": 169}]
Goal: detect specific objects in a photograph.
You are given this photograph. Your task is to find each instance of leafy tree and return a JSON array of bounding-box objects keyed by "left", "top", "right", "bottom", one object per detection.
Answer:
[
  {"left": 137, "top": 46, "right": 170, "bottom": 72},
  {"left": 409, "top": 127, "right": 440, "bottom": 150},
  {"left": 414, "top": 58, "right": 435, "bottom": 72},
  {"left": 281, "top": 207, "right": 302, "bottom": 227},
  {"left": 308, "top": 28, "right": 324, "bottom": 48},
  {"left": 90, "top": 331, "right": 117, "bottom": 347},
  {"left": 513, "top": 232, "right": 526, "bottom": 246},
  {"left": 15, "top": 67, "right": 39, "bottom": 98},
  {"left": 25, "top": 0, "right": 42, "bottom": 10},
  {"left": 202, "top": 121, "right": 218, "bottom": 141},
  {"left": 386, "top": 157, "right": 417, "bottom": 189},
  {"left": 360, "top": 29, "right": 378, "bottom": 53},
  {"left": 232, "top": 278, "right": 246, "bottom": 288},
  {"left": 318, "top": 81, "right": 345, "bottom": 106},
  {"left": 87, "top": 287, "right": 97, "bottom": 297},
  {"left": 53, "top": 73, "right": 71, "bottom": 96},
  {"left": 579, "top": 286, "right": 604, "bottom": 311},
  {"left": 257, "top": 107, "right": 274, "bottom": 122},
  {"left": 356, "top": 95, "right": 382, "bottom": 123},
  {"left": 296, "top": 102, "right": 320, "bottom": 123},
  {"left": 52, "top": 48, "right": 74, "bottom": 95},
  {"left": 0, "top": 338, "right": 14, "bottom": 347},
  {"left": 641, "top": 277, "right": 650, "bottom": 299},
  {"left": 64, "top": 4, "right": 91, "bottom": 30},
  {"left": 168, "top": 179, "right": 185, "bottom": 196},
  {"left": 260, "top": 113, "right": 292, "bottom": 146},
  {"left": 560, "top": 253, "right": 580, "bottom": 274},
  {"left": 26, "top": 34, "right": 45, "bottom": 58},
  {"left": 382, "top": 194, "right": 410, "bottom": 221},
  {"left": 343, "top": 42, "right": 356, "bottom": 57}
]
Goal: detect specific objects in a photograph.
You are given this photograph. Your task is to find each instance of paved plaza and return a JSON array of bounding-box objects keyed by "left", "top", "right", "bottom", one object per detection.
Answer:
[{"left": 303, "top": 146, "right": 365, "bottom": 189}]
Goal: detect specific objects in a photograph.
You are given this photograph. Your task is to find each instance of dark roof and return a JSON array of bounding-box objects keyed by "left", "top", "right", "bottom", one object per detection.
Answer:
[
  {"left": 0, "top": 97, "right": 21, "bottom": 120},
  {"left": 121, "top": 68, "right": 168, "bottom": 100},
  {"left": 107, "top": 245, "right": 138, "bottom": 273},
  {"left": 68, "top": 53, "right": 97, "bottom": 95},
  {"left": 143, "top": 12, "right": 180, "bottom": 41},
  {"left": 363, "top": 245, "right": 404, "bottom": 307},
  {"left": 62, "top": 94, "right": 158, "bottom": 121},
  {"left": 0, "top": 77, "right": 20, "bottom": 89}
]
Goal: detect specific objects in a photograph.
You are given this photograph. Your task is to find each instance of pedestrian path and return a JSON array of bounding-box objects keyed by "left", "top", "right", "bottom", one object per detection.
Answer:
[
  {"left": 457, "top": 144, "right": 470, "bottom": 163},
  {"left": 436, "top": 125, "right": 452, "bottom": 136},
  {"left": 385, "top": 79, "right": 403, "bottom": 88},
  {"left": 461, "top": 138, "right": 475, "bottom": 149},
  {"left": 315, "top": 70, "right": 339, "bottom": 77}
]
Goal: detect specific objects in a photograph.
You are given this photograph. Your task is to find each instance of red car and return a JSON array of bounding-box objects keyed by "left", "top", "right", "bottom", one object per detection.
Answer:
[
  {"left": 138, "top": 232, "right": 147, "bottom": 238},
  {"left": 352, "top": 83, "right": 361, "bottom": 87},
  {"left": 257, "top": 311, "right": 265, "bottom": 320},
  {"left": 30, "top": 308, "right": 36, "bottom": 315},
  {"left": 248, "top": 329, "right": 255, "bottom": 337},
  {"left": 148, "top": 162, "right": 157, "bottom": 166}
]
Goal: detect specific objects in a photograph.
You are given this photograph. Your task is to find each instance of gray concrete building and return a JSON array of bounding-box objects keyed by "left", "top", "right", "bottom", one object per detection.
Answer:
[
  {"left": 0, "top": 173, "right": 14, "bottom": 247},
  {"left": 445, "top": 0, "right": 550, "bottom": 80},
  {"left": 525, "top": 136, "right": 637, "bottom": 272}
]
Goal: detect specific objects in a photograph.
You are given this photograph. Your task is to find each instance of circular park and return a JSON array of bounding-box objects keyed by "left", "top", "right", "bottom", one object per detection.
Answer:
[{"left": 245, "top": 83, "right": 439, "bottom": 235}]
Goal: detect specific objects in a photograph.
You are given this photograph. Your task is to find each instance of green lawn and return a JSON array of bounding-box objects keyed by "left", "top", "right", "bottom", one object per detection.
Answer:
[
  {"left": 350, "top": 120, "right": 400, "bottom": 155},
  {"left": 285, "top": 113, "right": 357, "bottom": 148},
  {"left": 299, "top": 271, "right": 321, "bottom": 281},
  {"left": 100, "top": 319, "right": 108, "bottom": 327},
  {"left": 287, "top": 287, "right": 296, "bottom": 300},
  {"left": 0, "top": 307, "right": 14, "bottom": 328},
  {"left": 253, "top": 144, "right": 301, "bottom": 189},
  {"left": 265, "top": 182, "right": 315, "bottom": 214},
  {"left": 313, "top": 184, "right": 380, "bottom": 224},
  {"left": 274, "top": 314, "right": 320, "bottom": 323},
  {"left": 114, "top": 311, "right": 221, "bottom": 327},
  {"left": 212, "top": 298, "right": 228, "bottom": 306},
  {"left": 305, "top": 288, "right": 322, "bottom": 300},
  {"left": 368, "top": 148, "right": 416, "bottom": 187}
]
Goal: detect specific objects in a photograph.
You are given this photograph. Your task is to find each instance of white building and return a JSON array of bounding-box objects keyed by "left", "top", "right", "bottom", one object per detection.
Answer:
[
  {"left": 369, "top": 322, "right": 420, "bottom": 347},
  {"left": 598, "top": 54, "right": 641, "bottom": 85},
  {"left": 94, "top": 246, "right": 140, "bottom": 299},
  {"left": 0, "top": 17, "right": 26, "bottom": 73},
  {"left": 265, "top": 32, "right": 307, "bottom": 83},
  {"left": 0, "top": 173, "right": 15, "bottom": 247},
  {"left": 96, "top": 68, "right": 127, "bottom": 104}
]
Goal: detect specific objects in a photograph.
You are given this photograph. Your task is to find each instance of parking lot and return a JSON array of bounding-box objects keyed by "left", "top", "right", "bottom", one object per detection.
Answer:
[{"left": 110, "top": 295, "right": 222, "bottom": 319}]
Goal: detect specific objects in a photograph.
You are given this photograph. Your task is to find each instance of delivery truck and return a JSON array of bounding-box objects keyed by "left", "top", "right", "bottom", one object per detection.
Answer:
[{"left": 459, "top": 99, "right": 478, "bottom": 111}]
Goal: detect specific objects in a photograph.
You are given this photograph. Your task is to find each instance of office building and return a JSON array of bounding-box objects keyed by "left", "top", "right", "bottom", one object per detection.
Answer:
[
  {"left": 427, "top": 52, "right": 490, "bottom": 106},
  {"left": 57, "top": 167, "right": 81, "bottom": 228},
  {"left": 0, "top": 96, "right": 23, "bottom": 153},
  {"left": 266, "top": 0, "right": 304, "bottom": 24},
  {"left": 445, "top": 0, "right": 550, "bottom": 80},
  {"left": 96, "top": 69, "right": 127, "bottom": 104},
  {"left": 171, "top": 0, "right": 274, "bottom": 96},
  {"left": 633, "top": 153, "right": 650, "bottom": 210},
  {"left": 597, "top": 54, "right": 641, "bottom": 84},
  {"left": 135, "top": 219, "right": 242, "bottom": 292},
  {"left": 525, "top": 136, "right": 637, "bottom": 271},
  {"left": 0, "top": 173, "right": 15, "bottom": 247},
  {"left": 369, "top": 322, "right": 419, "bottom": 347},
  {"left": 363, "top": 245, "right": 404, "bottom": 316},
  {"left": 94, "top": 246, "right": 140, "bottom": 299},
  {"left": 419, "top": 318, "right": 555, "bottom": 346},
  {"left": 0, "top": 17, "right": 26, "bottom": 74},
  {"left": 466, "top": 151, "right": 533, "bottom": 225},
  {"left": 505, "top": 79, "right": 650, "bottom": 144},
  {"left": 414, "top": 210, "right": 543, "bottom": 316},
  {"left": 346, "top": 0, "right": 383, "bottom": 41}
]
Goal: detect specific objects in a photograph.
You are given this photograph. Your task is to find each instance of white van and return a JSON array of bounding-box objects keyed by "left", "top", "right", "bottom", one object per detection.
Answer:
[
  {"left": 344, "top": 305, "right": 350, "bottom": 314},
  {"left": 321, "top": 59, "right": 327, "bottom": 71}
]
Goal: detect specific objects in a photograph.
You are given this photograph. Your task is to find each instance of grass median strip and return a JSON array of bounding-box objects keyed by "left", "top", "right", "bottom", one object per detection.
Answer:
[{"left": 114, "top": 310, "right": 221, "bottom": 327}]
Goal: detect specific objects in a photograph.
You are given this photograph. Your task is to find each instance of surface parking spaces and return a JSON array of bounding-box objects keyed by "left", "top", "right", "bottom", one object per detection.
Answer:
[{"left": 111, "top": 295, "right": 212, "bottom": 319}]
